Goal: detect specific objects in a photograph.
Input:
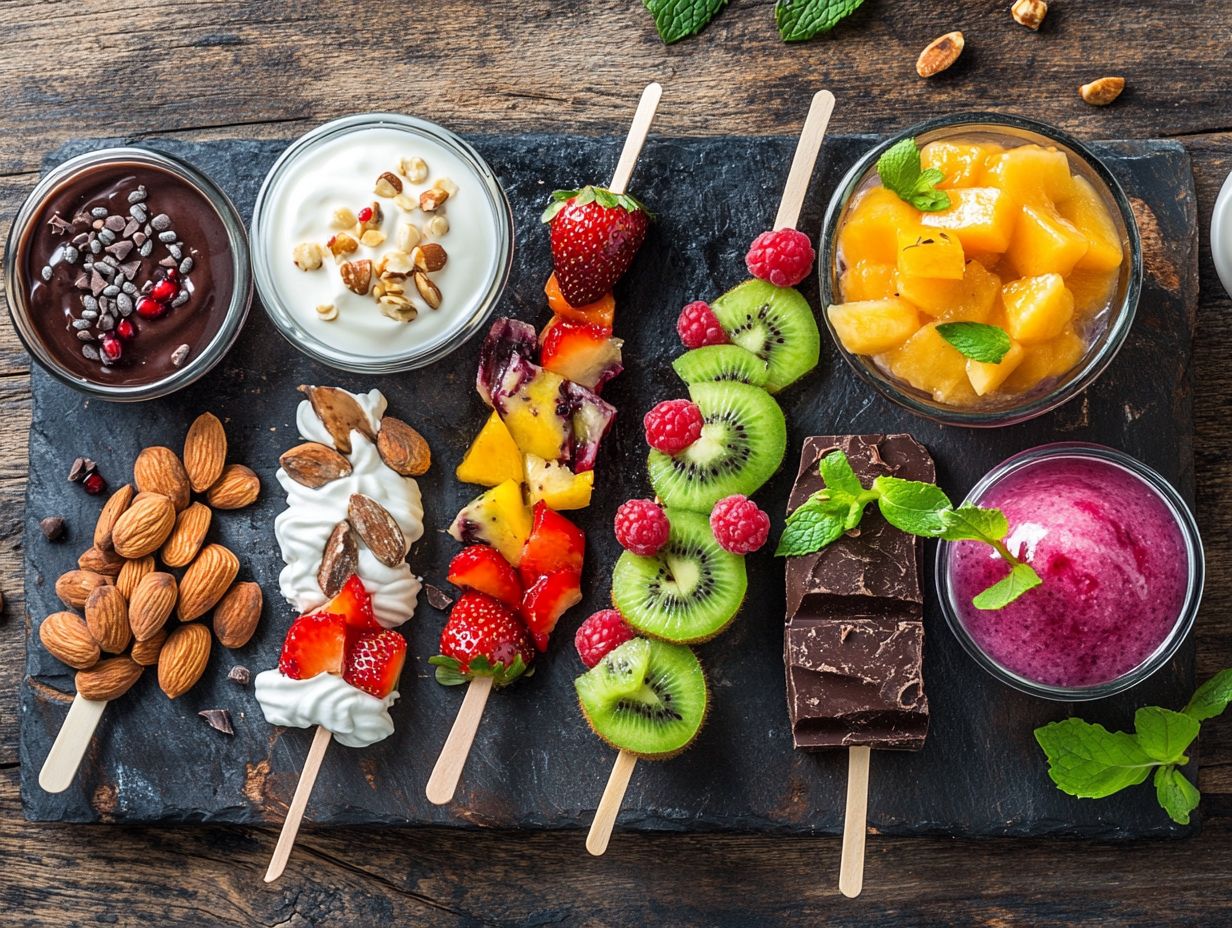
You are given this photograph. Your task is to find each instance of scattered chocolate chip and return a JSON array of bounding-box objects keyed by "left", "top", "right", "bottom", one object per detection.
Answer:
[
  {"left": 40, "top": 515, "right": 66, "bottom": 542},
  {"left": 425, "top": 583, "right": 454, "bottom": 611},
  {"left": 198, "top": 708, "right": 234, "bottom": 736},
  {"left": 227, "top": 665, "right": 251, "bottom": 685},
  {"left": 67, "top": 457, "right": 96, "bottom": 482}
]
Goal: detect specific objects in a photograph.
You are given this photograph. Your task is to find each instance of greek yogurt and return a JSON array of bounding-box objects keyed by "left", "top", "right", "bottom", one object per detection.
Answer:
[{"left": 255, "top": 670, "right": 396, "bottom": 748}]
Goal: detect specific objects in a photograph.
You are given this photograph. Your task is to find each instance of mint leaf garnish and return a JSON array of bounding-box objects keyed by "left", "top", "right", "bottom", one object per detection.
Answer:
[
  {"left": 643, "top": 0, "right": 728, "bottom": 44},
  {"left": 775, "top": 497, "right": 845, "bottom": 557},
  {"left": 937, "top": 504, "right": 1009, "bottom": 544},
  {"left": 936, "top": 322, "right": 1013, "bottom": 364},
  {"left": 1134, "top": 707, "right": 1199, "bottom": 764},
  {"left": 775, "top": 0, "right": 865, "bottom": 42},
  {"left": 1154, "top": 766, "right": 1201, "bottom": 825},
  {"left": 1034, "top": 719, "right": 1157, "bottom": 798},
  {"left": 1182, "top": 668, "right": 1232, "bottom": 721},
  {"left": 971, "top": 562, "right": 1042, "bottom": 610},
  {"left": 876, "top": 137, "right": 951, "bottom": 212},
  {"left": 872, "top": 475, "right": 952, "bottom": 536},
  {"left": 818, "top": 450, "right": 863, "bottom": 498}
]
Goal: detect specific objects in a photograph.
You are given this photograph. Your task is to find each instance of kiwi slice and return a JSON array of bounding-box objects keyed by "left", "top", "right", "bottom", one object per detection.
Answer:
[
  {"left": 672, "top": 345, "right": 770, "bottom": 389},
  {"left": 648, "top": 380, "right": 786, "bottom": 512},
  {"left": 710, "top": 279, "right": 820, "bottom": 393},
  {"left": 576, "top": 637, "right": 708, "bottom": 758},
  {"left": 612, "top": 508, "right": 747, "bottom": 643}
]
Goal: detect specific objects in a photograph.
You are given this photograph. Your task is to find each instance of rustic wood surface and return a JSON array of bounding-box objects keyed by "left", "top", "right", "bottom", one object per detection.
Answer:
[{"left": 0, "top": 0, "right": 1230, "bottom": 924}]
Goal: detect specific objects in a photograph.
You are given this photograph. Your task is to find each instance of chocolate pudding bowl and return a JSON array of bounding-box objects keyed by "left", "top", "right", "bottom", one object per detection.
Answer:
[{"left": 5, "top": 148, "right": 251, "bottom": 400}]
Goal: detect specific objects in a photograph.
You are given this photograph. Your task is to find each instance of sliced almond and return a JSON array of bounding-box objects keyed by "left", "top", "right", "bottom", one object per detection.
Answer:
[
  {"left": 377, "top": 416, "right": 431, "bottom": 477},
  {"left": 158, "top": 623, "right": 212, "bottom": 699},
  {"left": 1080, "top": 76, "right": 1125, "bottom": 106},
  {"left": 318, "top": 521, "right": 358, "bottom": 599},
  {"left": 213, "top": 581, "right": 263, "bottom": 649},
  {"left": 298, "top": 385, "right": 376, "bottom": 454},
  {"left": 183, "top": 412, "right": 228, "bottom": 494},
  {"left": 280, "top": 442, "right": 354, "bottom": 488},
  {"left": 116, "top": 555, "right": 155, "bottom": 601},
  {"left": 93, "top": 483, "right": 134, "bottom": 551},
  {"left": 413, "top": 271, "right": 442, "bottom": 309},
  {"left": 128, "top": 571, "right": 178, "bottom": 642},
  {"left": 78, "top": 544, "right": 125, "bottom": 578},
  {"left": 85, "top": 584, "right": 130, "bottom": 654},
  {"left": 111, "top": 493, "right": 176, "bottom": 558},
  {"left": 39, "top": 611, "right": 101, "bottom": 670},
  {"left": 56, "top": 569, "right": 113, "bottom": 610},
  {"left": 916, "top": 31, "right": 965, "bottom": 78},
  {"left": 374, "top": 171, "right": 403, "bottom": 197},
  {"left": 340, "top": 258, "right": 373, "bottom": 295},
  {"left": 161, "top": 502, "right": 212, "bottom": 568},
  {"left": 177, "top": 543, "right": 240, "bottom": 622},
  {"left": 348, "top": 494, "right": 407, "bottom": 568},
  {"left": 206, "top": 464, "right": 260, "bottom": 510},
  {"left": 130, "top": 628, "right": 167, "bottom": 666},
  {"left": 76, "top": 657, "right": 143, "bottom": 701},
  {"left": 133, "top": 446, "right": 191, "bottom": 511}
]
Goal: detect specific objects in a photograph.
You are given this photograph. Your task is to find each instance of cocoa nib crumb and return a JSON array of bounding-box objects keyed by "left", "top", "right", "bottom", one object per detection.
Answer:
[
  {"left": 425, "top": 583, "right": 454, "bottom": 611},
  {"left": 67, "top": 456, "right": 97, "bottom": 483},
  {"left": 198, "top": 708, "right": 234, "bottom": 735},
  {"left": 40, "top": 516, "right": 66, "bottom": 542},
  {"left": 227, "top": 665, "right": 251, "bottom": 685}
]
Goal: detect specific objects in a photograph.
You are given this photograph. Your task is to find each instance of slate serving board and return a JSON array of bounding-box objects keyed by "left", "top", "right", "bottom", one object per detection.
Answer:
[{"left": 19, "top": 133, "right": 1198, "bottom": 837}]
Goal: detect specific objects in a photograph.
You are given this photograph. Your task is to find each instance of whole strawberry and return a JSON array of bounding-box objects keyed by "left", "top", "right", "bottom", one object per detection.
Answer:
[
  {"left": 542, "top": 186, "right": 649, "bottom": 307},
  {"left": 430, "top": 591, "right": 534, "bottom": 686}
]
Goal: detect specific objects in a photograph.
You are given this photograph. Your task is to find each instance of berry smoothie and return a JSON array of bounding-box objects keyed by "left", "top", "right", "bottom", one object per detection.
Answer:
[{"left": 949, "top": 452, "right": 1191, "bottom": 688}]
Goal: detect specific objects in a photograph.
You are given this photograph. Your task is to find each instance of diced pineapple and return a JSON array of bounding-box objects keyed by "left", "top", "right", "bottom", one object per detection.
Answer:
[
  {"left": 838, "top": 187, "right": 921, "bottom": 267},
  {"left": 524, "top": 454, "right": 594, "bottom": 510},
  {"left": 896, "top": 228, "right": 965, "bottom": 280},
  {"left": 967, "top": 341, "right": 1025, "bottom": 396},
  {"left": 839, "top": 259, "right": 898, "bottom": 301},
  {"left": 448, "top": 479, "right": 532, "bottom": 566},
  {"left": 920, "top": 187, "right": 1017, "bottom": 254},
  {"left": 1056, "top": 176, "right": 1125, "bottom": 272},
  {"left": 496, "top": 368, "right": 571, "bottom": 462},
  {"left": 827, "top": 299, "right": 920, "bottom": 355},
  {"left": 897, "top": 260, "right": 1000, "bottom": 320},
  {"left": 456, "top": 411, "right": 524, "bottom": 487},
  {"left": 879, "top": 323, "right": 971, "bottom": 404},
  {"left": 1001, "top": 328, "right": 1087, "bottom": 393},
  {"left": 920, "top": 140, "right": 1001, "bottom": 189},
  {"left": 1002, "top": 274, "right": 1075, "bottom": 343},
  {"left": 1066, "top": 267, "right": 1119, "bottom": 318},
  {"left": 983, "top": 144, "right": 1076, "bottom": 205},
  {"left": 1006, "top": 201, "right": 1090, "bottom": 278}
]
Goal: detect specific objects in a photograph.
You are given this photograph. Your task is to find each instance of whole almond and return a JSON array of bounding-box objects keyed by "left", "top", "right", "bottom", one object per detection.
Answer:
[
  {"left": 280, "top": 442, "right": 353, "bottom": 488},
  {"left": 128, "top": 571, "right": 178, "bottom": 641},
  {"left": 76, "top": 656, "right": 143, "bottom": 701},
  {"left": 206, "top": 464, "right": 260, "bottom": 510},
  {"left": 130, "top": 628, "right": 168, "bottom": 666},
  {"left": 183, "top": 411, "right": 227, "bottom": 493},
  {"left": 161, "top": 502, "right": 212, "bottom": 568},
  {"left": 56, "top": 569, "right": 113, "bottom": 610},
  {"left": 93, "top": 483, "right": 134, "bottom": 551},
  {"left": 39, "top": 612, "right": 101, "bottom": 670},
  {"left": 213, "top": 581, "right": 263, "bottom": 649},
  {"left": 318, "top": 521, "right": 358, "bottom": 598},
  {"left": 178, "top": 544, "right": 240, "bottom": 622},
  {"left": 85, "top": 584, "right": 130, "bottom": 654},
  {"left": 78, "top": 544, "right": 125, "bottom": 578},
  {"left": 158, "top": 623, "right": 212, "bottom": 699},
  {"left": 298, "top": 384, "right": 375, "bottom": 454},
  {"left": 348, "top": 493, "right": 407, "bottom": 567},
  {"left": 116, "top": 555, "right": 155, "bottom": 601},
  {"left": 134, "top": 446, "right": 191, "bottom": 511},
  {"left": 916, "top": 30, "right": 965, "bottom": 78},
  {"left": 377, "top": 416, "right": 431, "bottom": 476},
  {"left": 111, "top": 493, "right": 176, "bottom": 558}
]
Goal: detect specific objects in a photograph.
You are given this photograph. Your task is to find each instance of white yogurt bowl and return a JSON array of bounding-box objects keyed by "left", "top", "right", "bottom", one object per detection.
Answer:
[
  {"left": 1211, "top": 168, "right": 1232, "bottom": 300},
  {"left": 251, "top": 114, "right": 514, "bottom": 372}
]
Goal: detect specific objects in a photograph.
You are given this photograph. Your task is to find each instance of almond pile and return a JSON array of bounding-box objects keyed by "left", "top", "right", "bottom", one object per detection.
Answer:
[{"left": 39, "top": 412, "right": 264, "bottom": 702}]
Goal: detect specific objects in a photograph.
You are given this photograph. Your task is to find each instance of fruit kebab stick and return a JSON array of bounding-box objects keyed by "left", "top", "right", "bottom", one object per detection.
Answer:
[
  {"left": 585, "top": 89, "right": 836, "bottom": 857},
  {"left": 425, "top": 81, "right": 663, "bottom": 808},
  {"left": 38, "top": 694, "right": 108, "bottom": 793}
]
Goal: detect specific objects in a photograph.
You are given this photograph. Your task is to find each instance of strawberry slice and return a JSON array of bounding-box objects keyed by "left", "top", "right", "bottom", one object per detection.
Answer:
[
  {"left": 447, "top": 545, "right": 523, "bottom": 609},
  {"left": 344, "top": 629, "right": 407, "bottom": 698},
  {"left": 518, "top": 502, "right": 585, "bottom": 584},
  {"left": 322, "top": 574, "right": 380, "bottom": 631},
  {"left": 521, "top": 569, "right": 583, "bottom": 651},
  {"left": 542, "top": 186, "right": 648, "bottom": 307},
  {"left": 429, "top": 591, "right": 534, "bottom": 687},
  {"left": 540, "top": 317, "right": 624, "bottom": 391},
  {"left": 278, "top": 612, "right": 349, "bottom": 679}
]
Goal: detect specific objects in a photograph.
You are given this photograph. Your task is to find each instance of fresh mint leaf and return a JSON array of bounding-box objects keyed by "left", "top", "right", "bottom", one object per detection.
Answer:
[
  {"left": 1134, "top": 706, "right": 1199, "bottom": 764},
  {"left": 644, "top": 0, "right": 728, "bottom": 44},
  {"left": 1034, "top": 718, "right": 1157, "bottom": 799},
  {"left": 936, "top": 322, "right": 1013, "bottom": 364},
  {"left": 819, "top": 449, "right": 864, "bottom": 498},
  {"left": 1154, "top": 765, "right": 1200, "bottom": 825},
  {"left": 876, "top": 137, "right": 951, "bottom": 212},
  {"left": 971, "top": 562, "right": 1042, "bottom": 610},
  {"left": 937, "top": 504, "right": 1009, "bottom": 544},
  {"left": 775, "top": 497, "right": 845, "bottom": 557},
  {"left": 872, "top": 476, "right": 952, "bottom": 537},
  {"left": 775, "top": 0, "right": 865, "bottom": 42},
  {"left": 1183, "top": 668, "right": 1232, "bottom": 721}
]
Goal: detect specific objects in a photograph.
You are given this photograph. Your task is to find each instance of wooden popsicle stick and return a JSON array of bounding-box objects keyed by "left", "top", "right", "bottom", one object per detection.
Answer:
[
  {"left": 839, "top": 745, "right": 871, "bottom": 899},
  {"left": 586, "top": 749, "right": 638, "bottom": 857},
  {"left": 426, "top": 674, "right": 494, "bottom": 805},
  {"left": 38, "top": 694, "right": 108, "bottom": 794},
  {"left": 774, "top": 89, "right": 836, "bottom": 231},
  {"left": 264, "top": 724, "right": 333, "bottom": 884},
  {"left": 608, "top": 82, "right": 663, "bottom": 196}
]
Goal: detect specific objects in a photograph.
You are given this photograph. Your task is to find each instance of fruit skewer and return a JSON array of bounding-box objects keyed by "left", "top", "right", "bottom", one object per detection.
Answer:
[
  {"left": 582, "top": 89, "right": 836, "bottom": 857},
  {"left": 425, "top": 81, "right": 663, "bottom": 806}
]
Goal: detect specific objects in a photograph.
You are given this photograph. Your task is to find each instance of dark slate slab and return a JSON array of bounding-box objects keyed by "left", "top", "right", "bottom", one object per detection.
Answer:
[{"left": 19, "top": 134, "right": 1197, "bottom": 837}]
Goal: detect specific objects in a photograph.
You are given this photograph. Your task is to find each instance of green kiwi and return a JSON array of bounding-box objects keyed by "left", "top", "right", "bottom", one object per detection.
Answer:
[
  {"left": 672, "top": 344, "right": 770, "bottom": 389},
  {"left": 647, "top": 380, "right": 786, "bottom": 512},
  {"left": 612, "top": 508, "right": 747, "bottom": 643},
  {"left": 710, "top": 279, "right": 820, "bottom": 393},
  {"left": 575, "top": 637, "right": 708, "bottom": 759}
]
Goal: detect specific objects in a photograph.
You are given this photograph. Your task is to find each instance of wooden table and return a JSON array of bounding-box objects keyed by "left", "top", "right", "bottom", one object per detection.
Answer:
[{"left": 1, "top": 1, "right": 1229, "bottom": 923}]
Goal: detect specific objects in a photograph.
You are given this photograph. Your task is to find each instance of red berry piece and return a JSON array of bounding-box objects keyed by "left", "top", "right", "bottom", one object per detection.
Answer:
[
  {"left": 82, "top": 472, "right": 107, "bottom": 495},
  {"left": 709, "top": 494, "right": 771, "bottom": 555},
  {"left": 575, "top": 609, "right": 636, "bottom": 668},
  {"left": 135, "top": 296, "right": 166, "bottom": 319},
  {"left": 357, "top": 206, "right": 373, "bottom": 223},
  {"left": 164, "top": 267, "right": 179, "bottom": 282},
  {"left": 116, "top": 319, "right": 136, "bottom": 340},
  {"left": 99, "top": 333, "right": 123, "bottom": 362},
  {"left": 614, "top": 498, "right": 671, "bottom": 556},
  {"left": 745, "top": 228, "right": 816, "bottom": 288},
  {"left": 643, "top": 399, "right": 704, "bottom": 455},
  {"left": 344, "top": 629, "right": 407, "bottom": 698},
  {"left": 676, "top": 300, "right": 728, "bottom": 349},
  {"left": 278, "top": 612, "right": 348, "bottom": 679},
  {"left": 150, "top": 278, "right": 178, "bottom": 302}
]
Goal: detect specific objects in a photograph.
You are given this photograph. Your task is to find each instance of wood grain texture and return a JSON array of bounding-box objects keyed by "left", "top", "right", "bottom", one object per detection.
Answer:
[{"left": 0, "top": 0, "right": 1230, "bottom": 924}]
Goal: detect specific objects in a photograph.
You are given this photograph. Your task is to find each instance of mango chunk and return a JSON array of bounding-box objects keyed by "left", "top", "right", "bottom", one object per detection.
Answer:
[
  {"left": 967, "top": 341, "right": 1025, "bottom": 396},
  {"left": 1002, "top": 328, "right": 1086, "bottom": 393},
  {"left": 984, "top": 144, "right": 1075, "bottom": 205},
  {"left": 1056, "top": 175, "right": 1125, "bottom": 272},
  {"left": 456, "top": 411, "right": 525, "bottom": 487},
  {"left": 897, "top": 228, "right": 965, "bottom": 280},
  {"left": 449, "top": 480, "right": 532, "bottom": 566},
  {"left": 838, "top": 187, "right": 921, "bottom": 267},
  {"left": 1002, "top": 274, "right": 1075, "bottom": 343},
  {"left": 840, "top": 259, "right": 899, "bottom": 301},
  {"left": 896, "top": 260, "right": 1000, "bottom": 321},
  {"left": 921, "top": 140, "right": 1002, "bottom": 189},
  {"left": 879, "top": 323, "right": 972, "bottom": 404},
  {"left": 524, "top": 454, "right": 594, "bottom": 510},
  {"left": 1006, "top": 201, "right": 1090, "bottom": 278},
  {"left": 921, "top": 187, "right": 1017, "bottom": 254},
  {"left": 828, "top": 299, "right": 921, "bottom": 355},
  {"left": 1066, "top": 267, "right": 1119, "bottom": 319}
]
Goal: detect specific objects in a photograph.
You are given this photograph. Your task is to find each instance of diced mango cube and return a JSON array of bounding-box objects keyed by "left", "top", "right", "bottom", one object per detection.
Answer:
[
  {"left": 896, "top": 260, "right": 1000, "bottom": 321},
  {"left": 456, "top": 411, "right": 525, "bottom": 487},
  {"left": 920, "top": 187, "right": 1017, "bottom": 253},
  {"left": 498, "top": 368, "right": 571, "bottom": 462},
  {"left": 1002, "top": 327, "right": 1087, "bottom": 393},
  {"left": 879, "top": 323, "right": 971, "bottom": 404},
  {"left": 840, "top": 259, "right": 898, "bottom": 301},
  {"left": 838, "top": 187, "right": 921, "bottom": 266},
  {"left": 967, "top": 341, "right": 1025, "bottom": 396},
  {"left": 1056, "top": 176, "right": 1125, "bottom": 272},
  {"left": 983, "top": 144, "right": 1075, "bottom": 205},
  {"left": 1006, "top": 201, "right": 1090, "bottom": 277},
  {"left": 920, "top": 140, "right": 1001, "bottom": 189},
  {"left": 828, "top": 299, "right": 920, "bottom": 355},
  {"left": 897, "top": 228, "right": 965, "bottom": 280},
  {"left": 1066, "top": 267, "right": 1119, "bottom": 318},
  {"left": 1002, "top": 274, "right": 1075, "bottom": 343}
]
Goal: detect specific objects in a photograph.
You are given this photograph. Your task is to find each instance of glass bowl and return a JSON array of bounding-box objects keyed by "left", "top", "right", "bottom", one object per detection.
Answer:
[
  {"left": 250, "top": 114, "right": 514, "bottom": 373},
  {"left": 4, "top": 147, "right": 252, "bottom": 402},
  {"left": 935, "top": 443, "right": 1203, "bottom": 701},
  {"left": 819, "top": 113, "right": 1143, "bottom": 428}
]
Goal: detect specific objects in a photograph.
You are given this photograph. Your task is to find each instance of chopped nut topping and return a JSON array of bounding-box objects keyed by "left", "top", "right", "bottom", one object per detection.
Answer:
[
  {"left": 374, "top": 172, "right": 403, "bottom": 198},
  {"left": 414, "top": 271, "right": 442, "bottom": 309},
  {"left": 425, "top": 215, "right": 449, "bottom": 238},
  {"left": 916, "top": 31, "right": 965, "bottom": 78},
  {"left": 434, "top": 177, "right": 459, "bottom": 197},
  {"left": 360, "top": 201, "right": 383, "bottom": 229},
  {"left": 315, "top": 303, "right": 338, "bottom": 321},
  {"left": 412, "top": 243, "right": 448, "bottom": 272},
  {"left": 1011, "top": 0, "right": 1047, "bottom": 29},
  {"left": 378, "top": 296, "right": 418, "bottom": 323},
  {"left": 340, "top": 259, "right": 373, "bottom": 295},
  {"left": 1079, "top": 76, "right": 1125, "bottom": 106},
  {"left": 419, "top": 188, "right": 449, "bottom": 212},
  {"left": 383, "top": 250, "right": 414, "bottom": 276},
  {"left": 397, "top": 223, "right": 421, "bottom": 252},
  {"left": 327, "top": 232, "right": 359, "bottom": 258},
  {"left": 332, "top": 208, "right": 357, "bottom": 229},
  {"left": 393, "top": 194, "right": 416, "bottom": 212},
  {"left": 400, "top": 156, "right": 428, "bottom": 184},
  {"left": 293, "top": 242, "right": 324, "bottom": 271},
  {"left": 360, "top": 229, "right": 387, "bottom": 248}
]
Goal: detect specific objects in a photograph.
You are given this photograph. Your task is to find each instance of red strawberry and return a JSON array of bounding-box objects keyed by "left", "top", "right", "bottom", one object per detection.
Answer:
[
  {"left": 540, "top": 318, "right": 624, "bottom": 391},
  {"left": 518, "top": 502, "right": 585, "bottom": 584},
  {"left": 521, "top": 569, "right": 583, "bottom": 651},
  {"left": 278, "top": 612, "right": 348, "bottom": 679},
  {"left": 344, "top": 629, "right": 407, "bottom": 698},
  {"left": 322, "top": 574, "right": 380, "bottom": 631},
  {"left": 431, "top": 591, "right": 534, "bottom": 686},
  {"left": 542, "top": 185, "right": 649, "bottom": 307},
  {"left": 447, "top": 545, "right": 523, "bottom": 609}
]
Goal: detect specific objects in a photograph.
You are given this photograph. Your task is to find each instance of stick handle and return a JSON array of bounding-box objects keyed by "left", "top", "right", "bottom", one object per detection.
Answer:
[
  {"left": 586, "top": 749, "right": 638, "bottom": 857},
  {"left": 839, "top": 745, "right": 871, "bottom": 899},
  {"left": 38, "top": 694, "right": 108, "bottom": 794},
  {"left": 426, "top": 675, "right": 494, "bottom": 806},
  {"left": 265, "top": 724, "right": 332, "bottom": 883},
  {"left": 774, "top": 89, "right": 836, "bottom": 231},
  {"left": 609, "top": 82, "right": 663, "bottom": 196}
]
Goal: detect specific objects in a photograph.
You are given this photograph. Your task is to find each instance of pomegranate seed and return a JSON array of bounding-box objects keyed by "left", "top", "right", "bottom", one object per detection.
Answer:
[
  {"left": 100, "top": 333, "right": 123, "bottom": 361},
  {"left": 135, "top": 297, "right": 166, "bottom": 319},
  {"left": 164, "top": 267, "right": 179, "bottom": 281},
  {"left": 150, "top": 278, "right": 177, "bottom": 302},
  {"left": 116, "top": 319, "right": 136, "bottom": 339},
  {"left": 357, "top": 206, "right": 373, "bottom": 223},
  {"left": 82, "top": 472, "right": 106, "bottom": 495}
]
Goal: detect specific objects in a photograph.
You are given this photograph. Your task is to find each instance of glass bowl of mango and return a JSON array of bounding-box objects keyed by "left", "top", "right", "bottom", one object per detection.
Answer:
[{"left": 820, "top": 113, "right": 1142, "bottom": 427}]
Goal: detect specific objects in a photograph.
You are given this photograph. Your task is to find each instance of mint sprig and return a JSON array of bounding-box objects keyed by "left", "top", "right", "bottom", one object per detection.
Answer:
[
  {"left": 876, "top": 138, "right": 952, "bottom": 212},
  {"left": 936, "top": 322, "right": 1013, "bottom": 364},
  {"left": 775, "top": 0, "right": 866, "bottom": 42},
  {"left": 643, "top": 0, "right": 728, "bottom": 44},
  {"left": 776, "top": 449, "right": 1042, "bottom": 610}
]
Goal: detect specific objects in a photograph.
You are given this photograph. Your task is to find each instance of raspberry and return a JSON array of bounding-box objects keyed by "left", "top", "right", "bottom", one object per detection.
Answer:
[
  {"left": 575, "top": 609, "right": 636, "bottom": 668},
  {"left": 676, "top": 300, "right": 728, "bottom": 349},
  {"left": 614, "top": 498, "right": 670, "bottom": 556},
  {"left": 710, "top": 494, "right": 771, "bottom": 555},
  {"left": 745, "top": 228, "right": 816, "bottom": 288},
  {"left": 643, "top": 399, "right": 704, "bottom": 455}
]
